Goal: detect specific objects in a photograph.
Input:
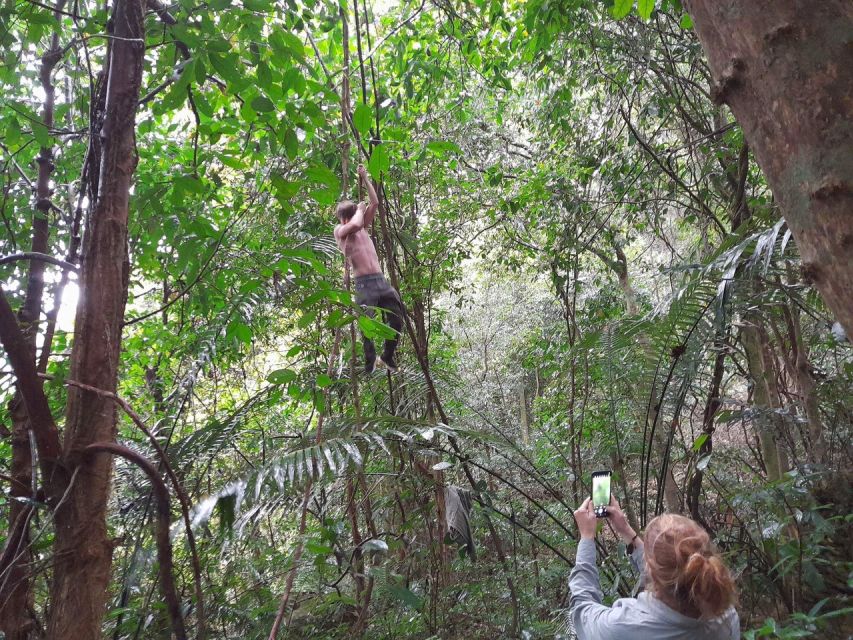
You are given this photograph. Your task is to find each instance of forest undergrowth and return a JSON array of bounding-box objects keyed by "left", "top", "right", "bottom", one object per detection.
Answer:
[{"left": 0, "top": 0, "right": 851, "bottom": 638}]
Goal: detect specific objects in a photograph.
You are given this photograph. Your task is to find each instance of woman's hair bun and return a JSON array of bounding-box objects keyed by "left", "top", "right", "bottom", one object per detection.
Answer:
[{"left": 644, "top": 514, "right": 736, "bottom": 618}]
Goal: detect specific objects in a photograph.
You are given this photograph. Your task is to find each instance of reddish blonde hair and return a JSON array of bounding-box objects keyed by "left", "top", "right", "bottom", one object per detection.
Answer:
[
  {"left": 644, "top": 514, "right": 736, "bottom": 619},
  {"left": 336, "top": 200, "right": 357, "bottom": 221}
]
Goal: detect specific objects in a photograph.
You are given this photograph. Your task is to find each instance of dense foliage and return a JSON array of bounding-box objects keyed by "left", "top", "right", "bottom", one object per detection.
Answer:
[{"left": 0, "top": 0, "right": 850, "bottom": 638}]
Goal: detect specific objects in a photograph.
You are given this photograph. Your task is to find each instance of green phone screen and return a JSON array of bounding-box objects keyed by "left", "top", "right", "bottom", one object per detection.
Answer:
[{"left": 592, "top": 473, "right": 611, "bottom": 507}]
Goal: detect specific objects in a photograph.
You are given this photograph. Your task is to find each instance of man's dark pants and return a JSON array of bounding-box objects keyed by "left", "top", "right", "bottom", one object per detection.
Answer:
[{"left": 354, "top": 273, "right": 403, "bottom": 367}]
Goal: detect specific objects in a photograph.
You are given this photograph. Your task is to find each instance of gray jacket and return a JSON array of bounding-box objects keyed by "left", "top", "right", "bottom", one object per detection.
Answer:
[{"left": 569, "top": 539, "right": 739, "bottom": 640}]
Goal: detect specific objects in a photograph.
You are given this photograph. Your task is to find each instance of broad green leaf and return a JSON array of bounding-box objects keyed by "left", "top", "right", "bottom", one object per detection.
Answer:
[
  {"left": 283, "top": 129, "right": 298, "bottom": 161},
  {"left": 316, "top": 374, "right": 332, "bottom": 388},
  {"left": 611, "top": 0, "right": 633, "bottom": 19},
  {"left": 679, "top": 13, "right": 693, "bottom": 28},
  {"left": 426, "top": 140, "right": 463, "bottom": 158},
  {"left": 305, "top": 165, "right": 340, "bottom": 190},
  {"left": 267, "top": 368, "right": 297, "bottom": 385},
  {"left": 353, "top": 103, "right": 373, "bottom": 136},
  {"left": 282, "top": 67, "right": 306, "bottom": 94},
  {"left": 250, "top": 95, "right": 275, "bottom": 113},
  {"left": 32, "top": 122, "right": 50, "bottom": 148},
  {"left": 387, "top": 585, "right": 423, "bottom": 611},
  {"left": 208, "top": 52, "right": 243, "bottom": 86},
  {"left": 637, "top": 0, "right": 654, "bottom": 20},
  {"left": 358, "top": 314, "right": 396, "bottom": 340},
  {"left": 271, "top": 177, "right": 299, "bottom": 201},
  {"left": 367, "top": 144, "right": 389, "bottom": 179},
  {"left": 226, "top": 320, "right": 252, "bottom": 345}
]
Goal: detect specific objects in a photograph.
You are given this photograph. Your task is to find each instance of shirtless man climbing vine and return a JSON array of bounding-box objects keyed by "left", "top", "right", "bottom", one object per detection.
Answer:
[{"left": 334, "top": 164, "right": 402, "bottom": 374}]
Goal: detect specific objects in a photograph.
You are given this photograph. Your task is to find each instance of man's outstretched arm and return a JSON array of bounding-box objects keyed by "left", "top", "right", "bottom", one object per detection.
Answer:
[{"left": 359, "top": 164, "right": 379, "bottom": 226}]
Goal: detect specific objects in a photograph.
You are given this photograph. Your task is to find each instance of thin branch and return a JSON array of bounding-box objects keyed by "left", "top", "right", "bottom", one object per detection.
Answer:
[
  {"left": 19, "top": 0, "right": 83, "bottom": 19},
  {"left": 0, "top": 252, "right": 78, "bottom": 272},
  {"left": 64, "top": 378, "right": 206, "bottom": 639},
  {"left": 84, "top": 443, "right": 187, "bottom": 640}
]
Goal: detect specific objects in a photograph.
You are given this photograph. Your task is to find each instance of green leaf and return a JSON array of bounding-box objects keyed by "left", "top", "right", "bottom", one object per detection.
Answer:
[
  {"left": 283, "top": 129, "right": 298, "bottom": 161},
  {"left": 387, "top": 585, "right": 423, "bottom": 611},
  {"left": 679, "top": 13, "right": 693, "bottom": 29},
  {"left": 282, "top": 67, "right": 306, "bottom": 94},
  {"left": 316, "top": 374, "right": 333, "bottom": 388},
  {"left": 637, "top": 0, "right": 654, "bottom": 20},
  {"left": 691, "top": 433, "right": 709, "bottom": 452},
  {"left": 226, "top": 320, "right": 252, "bottom": 345},
  {"left": 32, "top": 122, "right": 50, "bottom": 148},
  {"left": 611, "top": 0, "right": 633, "bottom": 19},
  {"left": 426, "top": 140, "right": 463, "bottom": 158},
  {"left": 267, "top": 368, "right": 297, "bottom": 385},
  {"left": 367, "top": 144, "right": 389, "bottom": 179},
  {"left": 305, "top": 164, "right": 340, "bottom": 190},
  {"left": 353, "top": 103, "right": 373, "bottom": 136},
  {"left": 250, "top": 95, "right": 275, "bottom": 113},
  {"left": 358, "top": 315, "right": 396, "bottom": 340},
  {"left": 305, "top": 540, "right": 333, "bottom": 555},
  {"left": 208, "top": 52, "right": 243, "bottom": 85}
]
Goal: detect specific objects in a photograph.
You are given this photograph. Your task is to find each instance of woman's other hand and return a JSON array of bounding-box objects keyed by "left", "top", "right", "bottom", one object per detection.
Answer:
[
  {"left": 607, "top": 496, "right": 637, "bottom": 543},
  {"left": 573, "top": 497, "right": 597, "bottom": 540}
]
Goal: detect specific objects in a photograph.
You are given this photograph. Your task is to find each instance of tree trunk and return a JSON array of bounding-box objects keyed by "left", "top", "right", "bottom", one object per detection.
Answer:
[
  {"left": 46, "top": 0, "right": 145, "bottom": 636},
  {"left": 742, "top": 316, "right": 784, "bottom": 482},
  {"left": 685, "top": 0, "right": 853, "bottom": 337}
]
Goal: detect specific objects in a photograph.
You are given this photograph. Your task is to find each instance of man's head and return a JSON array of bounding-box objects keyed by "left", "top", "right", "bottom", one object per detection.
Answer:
[{"left": 336, "top": 200, "right": 358, "bottom": 222}]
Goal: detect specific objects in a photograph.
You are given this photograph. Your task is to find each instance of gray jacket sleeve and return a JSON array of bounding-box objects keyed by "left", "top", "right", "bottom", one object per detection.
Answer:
[{"left": 568, "top": 539, "right": 648, "bottom": 640}]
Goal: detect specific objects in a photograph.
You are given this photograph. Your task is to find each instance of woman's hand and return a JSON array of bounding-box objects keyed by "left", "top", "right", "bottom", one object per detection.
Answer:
[
  {"left": 573, "top": 497, "right": 597, "bottom": 540},
  {"left": 607, "top": 496, "right": 637, "bottom": 543}
]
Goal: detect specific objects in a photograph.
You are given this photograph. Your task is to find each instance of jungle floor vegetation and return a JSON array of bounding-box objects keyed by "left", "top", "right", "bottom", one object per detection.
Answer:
[{"left": 0, "top": 0, "right": 851, "bottom": 638}]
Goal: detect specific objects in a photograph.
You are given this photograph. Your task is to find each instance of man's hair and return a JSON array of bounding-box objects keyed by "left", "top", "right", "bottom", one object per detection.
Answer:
[
  {"left": 644, "top": 513, "right": 737, "bottom": 619},
  {"left": 336, "top": 200, "right": 357, "bottom": 221}
]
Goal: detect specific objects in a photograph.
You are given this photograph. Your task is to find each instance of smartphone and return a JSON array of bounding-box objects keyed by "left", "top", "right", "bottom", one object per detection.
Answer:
[{"left": 591, "top": 470, "right": 611, "bottom": 518}]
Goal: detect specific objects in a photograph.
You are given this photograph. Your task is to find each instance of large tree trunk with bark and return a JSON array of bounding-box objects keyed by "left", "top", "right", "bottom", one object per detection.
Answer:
[
  {"left": 685, "top": 0, "right": 853, "bottom": 337},
  {"left": 46, "top": 0, "right": 145, "bottom": 636}
]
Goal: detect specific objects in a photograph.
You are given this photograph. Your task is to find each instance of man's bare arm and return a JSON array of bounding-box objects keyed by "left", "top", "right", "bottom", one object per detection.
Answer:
[
  {"left": 358, "top": 164, "right": 379, "bottom": 226},
  {"left": 334, "top": 205, "right": 366, "bottom": 240}
]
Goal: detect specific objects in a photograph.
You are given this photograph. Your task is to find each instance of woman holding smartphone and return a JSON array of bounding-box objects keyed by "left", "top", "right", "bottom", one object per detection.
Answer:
[{"left": 570, "top": 496, "right": 739, "bottom": 640}]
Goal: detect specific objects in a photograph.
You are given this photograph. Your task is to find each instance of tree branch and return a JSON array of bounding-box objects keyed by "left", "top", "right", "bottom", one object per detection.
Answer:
[
  {"left": 0, "top": 252, "right": 78, "bottom": 272},
  {"left": 64, "top": 379, "right": 205, "bottom": 636},
  {"left": 0, "top": 287, "right": 62, "bottom": 473},
  {"left": 84, "top": 442, "right": 187, "bottom": 640}
]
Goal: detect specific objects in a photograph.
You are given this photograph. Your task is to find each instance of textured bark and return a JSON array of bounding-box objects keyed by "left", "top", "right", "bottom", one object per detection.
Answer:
[
  {"left": 742, "top": 317, "right": 784, "bottom": 482},
  {"left": 685, "top": 0, "right": 853, "bottom": 337},
  {"left": 46, "top": 0, "right": 145, "bottom": 635},
  {"left": 782, "top": 302, "right": 827, "bottom": 464},
  {"left": 0, "top": 416, "right": 35, "bottom": 640}
]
